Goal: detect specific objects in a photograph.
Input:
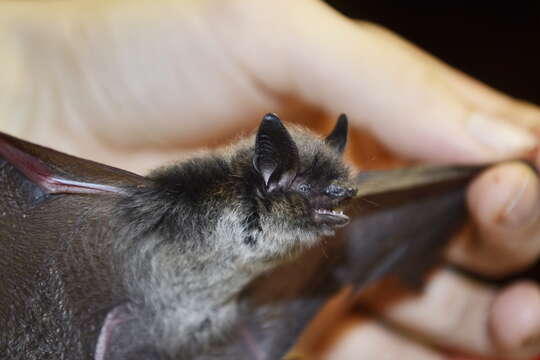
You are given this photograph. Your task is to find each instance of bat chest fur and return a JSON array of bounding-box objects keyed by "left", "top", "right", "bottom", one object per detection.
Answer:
[
  {"left": 122, "top": 203, "right": 314, "bottom": 355},
  {"left": 145, "top": 266, "right": 254, "bottom": 355},
  {"left": 127, "top": 224, "right": 265, "bottom": 354}
]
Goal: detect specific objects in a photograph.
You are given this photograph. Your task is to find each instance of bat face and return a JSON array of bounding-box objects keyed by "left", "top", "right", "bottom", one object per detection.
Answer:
[
  {"left": 289, "top": 155, "right": 356, "bottom": 229},
  {"left": 249, "top": 113, "right": 357, "bottom": 256}
]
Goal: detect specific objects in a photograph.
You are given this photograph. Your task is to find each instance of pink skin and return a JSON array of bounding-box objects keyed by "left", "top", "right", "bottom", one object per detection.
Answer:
[{"left": 95, "top": 306, "right": 129, "bottom": 360}]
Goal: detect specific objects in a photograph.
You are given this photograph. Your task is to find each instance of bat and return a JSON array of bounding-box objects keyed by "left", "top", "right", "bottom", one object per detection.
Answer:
[{"left": 0, "top": 113, "right": 488, "bottom": 359}]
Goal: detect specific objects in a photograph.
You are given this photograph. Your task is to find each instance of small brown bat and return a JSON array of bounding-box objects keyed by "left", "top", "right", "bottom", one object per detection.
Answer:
[{"left": 0, "top": 113, "right": 485, "bottom": 359}]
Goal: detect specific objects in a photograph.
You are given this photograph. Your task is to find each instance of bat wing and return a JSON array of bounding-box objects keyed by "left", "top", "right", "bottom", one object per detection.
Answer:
[
  {"left": 0, "top": 132, "right": 156, "bottom": 359},
  {"left": 198, "top": 165, "right": 484, "bottom": 360},
  {"left": 0, "top": 132, "right": 148, "bottom": 195},
  {"left": 340, "top": 165, "right": 484, "bottom": 287}
]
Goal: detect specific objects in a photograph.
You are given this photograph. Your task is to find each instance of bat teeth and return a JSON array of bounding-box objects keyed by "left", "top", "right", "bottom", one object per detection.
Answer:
[{"left": 315, "top": 208, "right": 345, "bottom": 216}]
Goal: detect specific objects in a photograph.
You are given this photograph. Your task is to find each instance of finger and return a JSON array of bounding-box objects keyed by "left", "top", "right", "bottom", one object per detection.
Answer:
[
  {"left": 359, "top": 269, "right": 540, "bottom": 358},
  {"left": 321, "top": 315, "right": 445, "bottom": 360},
  {"left": 362, "top": 23, "right": 540, "bottom": 132},
  {"left": 250, "top": 0, "right": 538, "bottom": 162},
  {"left": 447, "top": 162, "right": 540, "bottom": 276},
  {"left": 490, "top": 282, "right": 540, "bottom": 353}
]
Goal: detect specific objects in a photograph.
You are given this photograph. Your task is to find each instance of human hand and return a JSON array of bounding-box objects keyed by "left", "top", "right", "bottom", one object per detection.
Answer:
[{"left": 2, "top": 0, "right": 540, "bottom": 358}]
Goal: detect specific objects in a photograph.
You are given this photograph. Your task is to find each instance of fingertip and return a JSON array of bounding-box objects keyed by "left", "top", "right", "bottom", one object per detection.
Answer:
[
  {"left": 490, "top": 281, "right": 540, "bottom": 352},
  {"left": 468, "top": 162, "right": 540, "bottom": 229},
  {"left": 448, "top": 162, "right": 540, "bottom": 276}
]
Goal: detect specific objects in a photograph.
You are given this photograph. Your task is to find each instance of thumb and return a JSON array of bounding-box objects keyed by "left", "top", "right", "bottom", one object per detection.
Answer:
[{"left": 248, "top": 0, "right": 539, "bottom": 163}]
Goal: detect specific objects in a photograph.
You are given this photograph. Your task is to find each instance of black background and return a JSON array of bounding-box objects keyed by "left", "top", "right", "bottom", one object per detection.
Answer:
[{"left": 325, "top": 1, "right": 540, "bottom": 105}]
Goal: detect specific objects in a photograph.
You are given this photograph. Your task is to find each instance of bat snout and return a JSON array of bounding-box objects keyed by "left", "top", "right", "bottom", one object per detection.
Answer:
[{"left": 324, "top": 184, "right": 357, "bottom": 199}]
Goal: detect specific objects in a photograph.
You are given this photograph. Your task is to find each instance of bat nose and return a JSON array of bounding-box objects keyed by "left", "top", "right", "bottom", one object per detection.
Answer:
[{"left": 325, "top": 184, "right": 357, "bottom": 198}]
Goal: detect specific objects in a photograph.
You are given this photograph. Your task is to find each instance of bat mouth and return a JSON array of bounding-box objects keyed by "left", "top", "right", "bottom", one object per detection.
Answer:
[{"left": 314, "top": 208, "right": 350, "bottom": 227}]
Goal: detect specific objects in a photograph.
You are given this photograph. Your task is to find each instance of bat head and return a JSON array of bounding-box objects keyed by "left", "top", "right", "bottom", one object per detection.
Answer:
[{"left": 250, "top": 113, "right": 356, "bottom": 254}]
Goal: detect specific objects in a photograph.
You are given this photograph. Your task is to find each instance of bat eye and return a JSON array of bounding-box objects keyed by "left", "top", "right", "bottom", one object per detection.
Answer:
[{"left": 298, "top": 184, "right": 311, "bottom": 193}]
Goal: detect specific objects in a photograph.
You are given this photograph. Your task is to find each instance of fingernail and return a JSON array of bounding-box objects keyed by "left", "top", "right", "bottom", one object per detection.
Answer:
[
  {"left": 498, "top": 167, "right": 540, "bottom": 227},
  {"left": 467, "top": 113, "right": 537, "bottom": 156}
]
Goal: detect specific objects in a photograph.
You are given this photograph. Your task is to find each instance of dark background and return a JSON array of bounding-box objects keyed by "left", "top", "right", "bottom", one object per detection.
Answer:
[{"left": 325, "top": 1, "right": 540, "bottom": 105}]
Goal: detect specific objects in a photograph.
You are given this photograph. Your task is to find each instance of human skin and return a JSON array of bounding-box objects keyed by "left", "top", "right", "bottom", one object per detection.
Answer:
[{"left": 1, "top": 0, "right": 540, "bottom": 358}]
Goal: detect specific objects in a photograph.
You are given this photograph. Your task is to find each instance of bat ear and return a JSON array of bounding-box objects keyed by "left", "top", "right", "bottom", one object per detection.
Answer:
[
  {"left": 325, "top": 114, "right": 348, "bottom": 154},
  {"left": 253, "top": 113, "right": 299, "bottom": 192}
]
